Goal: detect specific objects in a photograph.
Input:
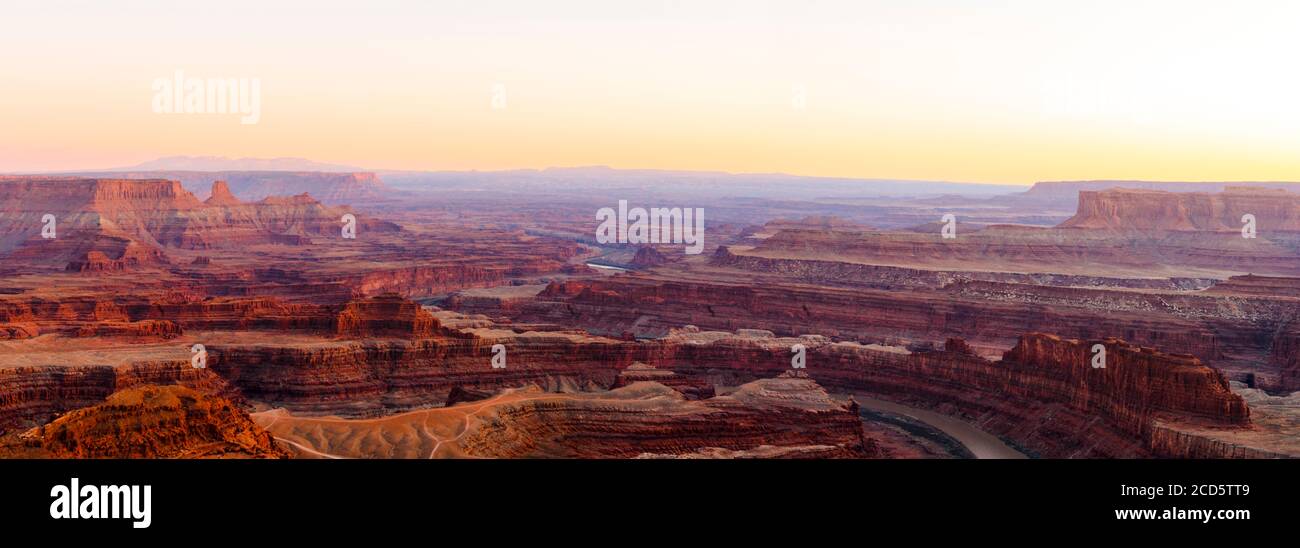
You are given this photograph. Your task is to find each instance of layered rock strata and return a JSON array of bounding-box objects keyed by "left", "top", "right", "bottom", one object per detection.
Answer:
[
  {"left": 255, "top": 377, "right": 877, "bottom": 459},
  {"left": 9, "top": 385, "right": 284, "bottom": 458}
]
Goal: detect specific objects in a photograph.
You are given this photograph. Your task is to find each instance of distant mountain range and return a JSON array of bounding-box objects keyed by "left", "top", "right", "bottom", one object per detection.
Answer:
[
  {"left": 109, "top": 156, "right": 365, "bottom": 172},
  {"left": 18, "top": 157, "right": 1300, "bottom": 207},
  {"left": 56, "top": 170, "right": 390, "bottom": 205},
  {"left": 377, "top": 165, "right": 1024, "bottom": 198},
  {"left": 102, "top": 159, "right": 1021, "bottom": 196},
  {"left": 71, "top": 158, "right": 1028, "bottom": 199}
]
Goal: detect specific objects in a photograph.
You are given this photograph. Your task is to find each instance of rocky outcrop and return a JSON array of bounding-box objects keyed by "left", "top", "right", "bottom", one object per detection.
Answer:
[
  {"left": 0, "top": 322, "right": 38, "bottom": 339},
  {"left": 744, "top": 223, "right": 1300, "bottom": 278},
  {"left": 0, "top": 176, "right": 202, "bottom": 213},
  {"left": 1144, "top": 423, "right": 1288, "bottom": 459},
  {"left": 11, "top": 385, "right": 284, "bottom": 459},
  {"left": 612, "top": 362, "right": 715, "bottom": 399},
  {"left": 259, "top": 378, "right": 878, "bottom": 459},
  {"left": 203, "top": 180, "right": 241, "bottom": 206},
  {"left": 718, "top": 187, "right": 1300, "bottom": 279},
  {"left": 1205, "top": 274, "right": 1300, "bottom": 298},
  {"left": 510, "top": 264, "right": 1300, "bottom": 392},
  {"left": 1269, "top": 328, "right": 1300, "bottom": 392},
  {"left": 204, "top": 334, "right": 635, "bottom": 415},
  {"left": 328, "top": 263, "right": 566, "bottom": 298},
  {"left": 211, "top": 172, "right": 389, "bottom": 205},
  {"left": 710, "top": 245, "right": 1214, "bottom": 290},
  {"left": 1060, "top": 187, "right": 1300, "bottom": 231},
  {"left": 334, "top": 293, "right": 441, "bottom": 338},
  {"left": 161, "top": 186, "right": 400, "bottom": 250},
  {"left": 629, "top": 246, "right": 668, "bottom": 268},
  {"left": 65, "top": 171, "right": 391, "bottom": 205},
  {"left": 999, "top": 334, "right": 1249, "bottom": 428},
  {"left": 0, "top": 178, "right": 399, "bottom": 262},
  {"left": 0, "top": 362, "right": 233, "bottom": 434},
  {"left": 651, "top": 331, "right": 1254, "bottom": 458},
  {"left": 73, "top": 320, "right": 182, "bottom": 339},
  {"left": 521, "top": 275, "right": 1229, "bottom": 363},
  {"left": 62, "top": 236, "right": 169, "bottom": 272},
  {"left": 458, "top": 378, "right": 875, "bottom": 458},
  {"left": 0, "top": 295, "right": 331, "bottom": 335},
  {"left": 1016, "top": 180, "right": 1300, "bottom": 209}
]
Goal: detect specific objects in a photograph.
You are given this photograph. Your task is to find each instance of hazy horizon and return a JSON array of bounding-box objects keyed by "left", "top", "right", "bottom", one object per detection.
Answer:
[
  {"left": 4, "top": 1, "right": 1299, "bottom": 183},
  {"left": 8, "top": 155, "right": 1027, "bottom": 187}
]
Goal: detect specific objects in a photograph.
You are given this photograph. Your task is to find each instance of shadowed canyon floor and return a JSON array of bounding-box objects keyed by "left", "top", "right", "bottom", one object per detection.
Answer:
[{"left": 1, "top": 175, "right": 1297, "bottom": 458}]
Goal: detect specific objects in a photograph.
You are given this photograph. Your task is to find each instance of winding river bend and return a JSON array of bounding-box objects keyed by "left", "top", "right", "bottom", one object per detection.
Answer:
[{"left": 853, "top": 393, "right": 1028, "bottom": 459}]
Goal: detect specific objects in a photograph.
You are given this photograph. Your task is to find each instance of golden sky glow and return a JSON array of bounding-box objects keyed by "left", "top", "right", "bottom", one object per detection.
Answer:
[{"left": 3, "top": 1, "right": 1300, "bottom": 184}]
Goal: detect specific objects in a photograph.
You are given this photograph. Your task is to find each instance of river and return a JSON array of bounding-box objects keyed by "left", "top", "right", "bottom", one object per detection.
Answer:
[{"left": 852, "top": 393, "right": 1028, "bottom": 459}]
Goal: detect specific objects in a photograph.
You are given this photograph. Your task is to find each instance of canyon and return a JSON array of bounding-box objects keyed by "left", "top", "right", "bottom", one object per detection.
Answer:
[
  {"left": 0, "top": 174, "right": 1294, "bottom": 459},
  {"left": 254, "top": 373, "right": 879, "bottom": 459}
]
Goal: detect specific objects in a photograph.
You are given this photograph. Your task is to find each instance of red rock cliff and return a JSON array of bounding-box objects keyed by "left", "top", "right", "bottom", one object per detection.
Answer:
[
  {"left": 12, "top": 385, "right": 284, "bottom": 459},
  {"left": 1060, "top": 187, "right": 1300, "bottom": 231}
]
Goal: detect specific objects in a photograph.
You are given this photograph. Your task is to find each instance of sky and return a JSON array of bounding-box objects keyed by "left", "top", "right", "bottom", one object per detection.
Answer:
[{"left": 2, "top": 0, "right": 1300, "bottom": 184}]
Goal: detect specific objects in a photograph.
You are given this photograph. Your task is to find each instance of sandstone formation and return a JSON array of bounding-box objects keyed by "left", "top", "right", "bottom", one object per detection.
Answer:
[
  {"left": 135, "top": 298, "right": 1265, "bottom": 457},
  {"left": 218, "top": 302, "right": 1271, "bottom": 458},
  {"left": 612, "top": 362, "right": 715, "bottom": 399},
  {"left": 203, "top": 180, "right": 241, "bottom": 206},
  {"left": 67, "top": 170, "right": 391, "bottom": 205},
  {"left": 1017, "top": 179, "right": 1300, "bottom": 209},
  {"left": 711, "top": 245, "right": 1214, "bottom": 290},
  {"left": 2, "top": 175, "right": 1294, "bottom": 460},
  {"left": 723, "top": 187, "right": 1300, "bottom": 279},
  {"left": 629, "top": 246, "right": 668, "bottom": 268},
  {"left": 255, "top": 377, "right": 877, "bottom": 459},
  {"left": 0, "top": 178, "right": 399, "bottom": 268},
  {"left": 532, "top": 268, "right": 1300, "bottom": 395},
  {"left": 7, "top": 385, "right": 284, "bottom": 459},
  {"left": 0, "top": 361, "right": 235, "bottom": 434},
  {"left": 645, "top": 331, "right": 1257, "bottom": 458},
  {"left": 1060, "top": 187, "right": 1300, "bottom": 231}
]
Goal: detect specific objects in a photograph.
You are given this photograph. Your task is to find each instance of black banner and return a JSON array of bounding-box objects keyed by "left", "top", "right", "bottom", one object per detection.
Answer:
[{"left": 0, "top": 458, "right": 1289, "bottom": 539}]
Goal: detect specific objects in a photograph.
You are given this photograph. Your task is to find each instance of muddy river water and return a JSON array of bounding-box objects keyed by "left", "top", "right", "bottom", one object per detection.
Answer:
[{"left": 852, "top": 393, "right": 1028, "bottom": 459}]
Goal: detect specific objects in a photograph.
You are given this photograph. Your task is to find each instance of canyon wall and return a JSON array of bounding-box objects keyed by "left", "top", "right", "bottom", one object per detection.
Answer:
[
  {"left": 1061, "top": 187, "right": 1300, "bottom": 231},
  {"left": 65, "top": 170, "right": 391, "bottom": 205},
  {"left": 520, "top": 276, "right": 1231, "bottom": 363},
  {"left": 456, "top": 376, "right": 876, "bottom": 458},
  {"left": 11, "top": 385, "right": 284, "bottom": 459},
  {"left": 0, "top": 178, "right": 398, "bottom": 266},
  {"left": 0, "top": 287, "right": 1268, "bottom": 457},
  {"left": 0, "top": 362, "right": 232, "bottom": 433},
  {"left": 662, "top": 331, "right": 1252, "bottom": 458}
]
